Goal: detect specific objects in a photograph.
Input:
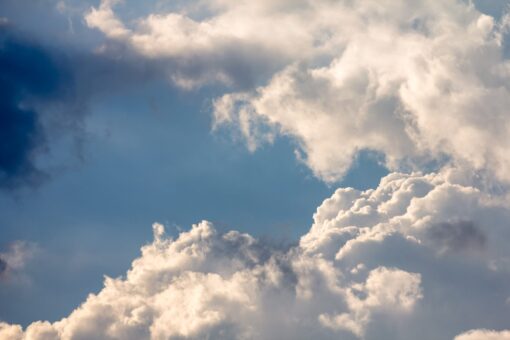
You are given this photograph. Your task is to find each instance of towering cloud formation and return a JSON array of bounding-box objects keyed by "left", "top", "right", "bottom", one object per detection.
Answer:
[{"left": 2, "top": 170, "right": 510, "bottom": 339}]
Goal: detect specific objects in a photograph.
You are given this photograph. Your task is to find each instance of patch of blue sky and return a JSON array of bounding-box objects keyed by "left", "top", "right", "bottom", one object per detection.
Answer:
[{"left": 0, "top": 76, "right": 388, "bottom": 326}]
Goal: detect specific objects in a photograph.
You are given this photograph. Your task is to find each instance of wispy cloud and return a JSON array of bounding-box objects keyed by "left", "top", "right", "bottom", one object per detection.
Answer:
[{"left": 0, "top": 241, "right": 37, "bottom": 280}]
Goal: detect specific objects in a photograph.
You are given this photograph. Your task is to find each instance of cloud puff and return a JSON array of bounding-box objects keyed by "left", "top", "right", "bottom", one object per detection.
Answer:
[
  {"left": 85, "top": 0, "right": 510, "bottom": 184},
  {"left": 0, "top": 241, "right": 37, "bottom": 280},
  {"left": 3, "top": 169, "right": 510, "bottom": 339}
]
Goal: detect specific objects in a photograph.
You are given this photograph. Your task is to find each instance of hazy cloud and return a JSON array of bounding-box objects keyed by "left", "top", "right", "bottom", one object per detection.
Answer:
[
  {"left": 0, "top": 20, "right": 173, "bottom": 190},
  {"left": 0, "top": 257, "right": 7, "bottom": 277},
  {"left": 0, "top": 241, "right": 37, "bottom": 280},
  {"left": 427, "top": 220, "right": 486, "bottom": 254}
]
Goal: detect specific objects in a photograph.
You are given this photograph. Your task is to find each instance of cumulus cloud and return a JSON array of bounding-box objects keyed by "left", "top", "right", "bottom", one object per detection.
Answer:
[
  {"left": 319, "top": 266, "right": 422, "bottom": 337},
  {"left": 85, "top": 0, "right": 510, "bottom": 184},
  {"left": 3, "top": 170, "right": 510, "bottom": 339},
  {"left": 213, "top": 1, "right": 510, "bottom": 183}
]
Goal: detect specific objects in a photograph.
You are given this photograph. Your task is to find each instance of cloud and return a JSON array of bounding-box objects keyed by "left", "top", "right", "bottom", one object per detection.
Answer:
[
  {"left": 0, "top": 258, "right": 6, "bottom": 277},
  {"left": 212, "top": 1, "right": 510, "bottom": 183},
  {"left": 454, "top": 329, "right": 510, "bottom": 340},
  {"left": 0, "top": 27, "right": 72, "bottom": 188},
  {"left": 426, "top": 220, "right": 486, "bottom": 254},
  {"left": 0, "top": 241, "right": 37, "bottom": 280},
  {"left": 3, "top": 169, "right": 510, "bottom": 339},
  {"left": 85, "top": 0, "right": 130, "bottom": 40},
  {"left": 319, "top": 267, "right": 422, "bottom": 337},
  {"left": 84, "top": 0, "right": 510, "bottom": 184},
  {"left": 84, "top": 0, "right": 317, "bottom": 89},
  {"left": 0, "top": 20, "right": 171, "bottom": 190},
  {"left": 2, "top": 1, "right": 510, "bottom": 339}
]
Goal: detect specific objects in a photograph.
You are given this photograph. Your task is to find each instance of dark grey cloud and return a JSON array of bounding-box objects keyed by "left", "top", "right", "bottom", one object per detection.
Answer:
[
  {"left": 0, "top": 27, "right": 72, "bottom": 188},
  {"left": 0, "top": 257, "right": 7, "bottom": 277},
  {"left": 0, "top": 23, "right": 167, "bottom": 190},
  {"left": 427, "top": 220, "right": 487, "bottom": 253}
]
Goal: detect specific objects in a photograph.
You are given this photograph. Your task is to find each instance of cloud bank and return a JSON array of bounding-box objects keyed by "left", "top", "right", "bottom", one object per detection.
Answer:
[
  {"left": 86, "top": 0, "right": 510, "bottom": 184},
  {"left": 2, "top": 169, "right": 510, "bottom": 339}
]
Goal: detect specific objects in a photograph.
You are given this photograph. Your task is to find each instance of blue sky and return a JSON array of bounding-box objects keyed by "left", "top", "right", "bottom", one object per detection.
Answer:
[
  {"left": 0, "top": 76, "right": 387, "bottom": 324},
  {"left": 2, "top": 1, "right": 510, "bottom": 339}
]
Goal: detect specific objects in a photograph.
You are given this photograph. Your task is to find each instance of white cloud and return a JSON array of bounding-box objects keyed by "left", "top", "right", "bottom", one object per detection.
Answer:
[
  {"left": 319, "top": 267, "right": 422, "bottom": 337},
  {"left": 213, "top": 4, "right": 510, "bottom": 182},
  {"left": 3, "top": 170, "right": 510, "bottom": 339},
  {"left": 454, "top": 329, "right": 510, "bottom": 340},
  {"left": 85, "top": 0, "right": 130, "bottom": 39},
  {"left": 85, "top": 0, "right": 510, "bottom": 184}
]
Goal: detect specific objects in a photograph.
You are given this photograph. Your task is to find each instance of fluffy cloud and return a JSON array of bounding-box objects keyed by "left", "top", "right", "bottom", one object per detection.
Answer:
[
  {"left": 3, "top": 169, "right": 510, "bottom": 339},
  {"left": 213, "top": 1, "right": 510, "bottom": 183},
  {"left": 85, "top": 0, "right": 510, "bottom": 184}
]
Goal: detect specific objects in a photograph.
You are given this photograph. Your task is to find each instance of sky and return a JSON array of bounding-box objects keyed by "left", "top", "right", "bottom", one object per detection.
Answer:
[{"left": 1, "top": 0, "right": 510, "bottom": 339}]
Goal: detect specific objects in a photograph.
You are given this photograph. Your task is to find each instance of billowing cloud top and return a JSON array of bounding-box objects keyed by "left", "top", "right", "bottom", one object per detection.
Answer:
[{"left": 2, "top": 169, "right": 510, "bottom": 339}]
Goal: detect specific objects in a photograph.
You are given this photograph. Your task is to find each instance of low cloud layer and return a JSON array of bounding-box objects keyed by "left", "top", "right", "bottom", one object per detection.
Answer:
[{"left": 2, "top": 169, "right": 510, "bottom": 339}]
